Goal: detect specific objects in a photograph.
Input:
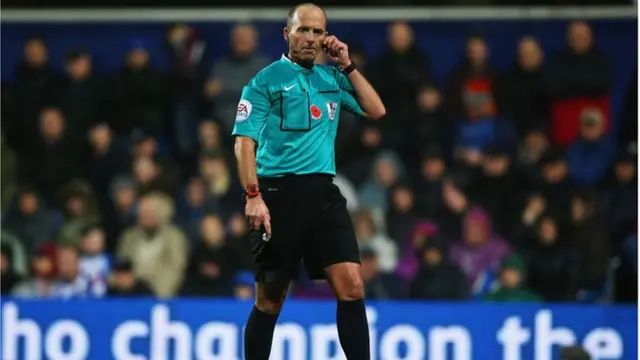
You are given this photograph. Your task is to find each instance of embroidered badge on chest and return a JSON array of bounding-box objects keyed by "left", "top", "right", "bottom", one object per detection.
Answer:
[
  {"left": 310, "top": 105, "right": 322, "bottom": 120},
  {"left": 326, "top": 101, "right": 338, "bottom": 120}
]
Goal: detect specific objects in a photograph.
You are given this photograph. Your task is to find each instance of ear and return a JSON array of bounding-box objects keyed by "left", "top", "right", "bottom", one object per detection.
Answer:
[{"left": 283, "top": 27, "right": 290, "bottom": 41}]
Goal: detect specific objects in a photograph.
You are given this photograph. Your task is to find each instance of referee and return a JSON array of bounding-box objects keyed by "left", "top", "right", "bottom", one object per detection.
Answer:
[{"left": 232, "top": 3, "right": 385, "bottom": 360}]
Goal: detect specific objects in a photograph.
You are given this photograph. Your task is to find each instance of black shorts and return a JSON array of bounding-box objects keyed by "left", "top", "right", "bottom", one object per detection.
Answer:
[{"left": 249, "top": 174, "right": 360, "bottom": 283}]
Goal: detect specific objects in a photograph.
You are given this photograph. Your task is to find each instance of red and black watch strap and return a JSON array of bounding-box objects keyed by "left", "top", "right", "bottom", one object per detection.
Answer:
[{"left": 244, "top": 184, "right": 260, "bottom": 198}]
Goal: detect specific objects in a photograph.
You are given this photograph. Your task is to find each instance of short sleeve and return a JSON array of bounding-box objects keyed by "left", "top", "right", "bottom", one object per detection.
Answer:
[
  {"left": 231, "top": 81, "right": 271, "bottom": 141},
  {"left": 337, "top": 72, "right": 364, "bottom": 116}
]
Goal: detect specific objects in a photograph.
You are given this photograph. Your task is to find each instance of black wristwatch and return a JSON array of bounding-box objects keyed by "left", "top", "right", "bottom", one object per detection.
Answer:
[{"left": 340, "top": 61, "right": 357, "bottom": 75}]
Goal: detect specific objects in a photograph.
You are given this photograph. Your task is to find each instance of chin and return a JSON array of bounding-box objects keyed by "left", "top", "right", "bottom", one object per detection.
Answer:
[{"left": 297, "top": 57, "right": 316, "bottom": 68}]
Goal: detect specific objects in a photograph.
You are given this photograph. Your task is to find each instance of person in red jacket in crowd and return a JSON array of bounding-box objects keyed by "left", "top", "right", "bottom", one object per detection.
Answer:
[{"left": 545, "top": 20, "right": 613, "bottom": 147}]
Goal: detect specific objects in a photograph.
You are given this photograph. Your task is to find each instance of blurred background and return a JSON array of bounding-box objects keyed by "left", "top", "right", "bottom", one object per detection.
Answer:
[{"left": 0, "top": 1, "right": 637, "bottom": 359}]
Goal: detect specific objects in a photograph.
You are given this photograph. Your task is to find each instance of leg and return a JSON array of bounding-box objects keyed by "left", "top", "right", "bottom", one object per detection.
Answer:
[
  {"left": 325, "top": 262, "right": 364, "bottom": 300},
  {"left": 304, "top": 182, "right": 370, "bottom": 360},
  {"left": 245, "top": 178, "right": 305, "bottom": 360},
  {"left": 244, "top": 281, "right": 290, "bottom": 360},
  {"left": 326, "top": 263, "right": 370, "bottom": 360}
]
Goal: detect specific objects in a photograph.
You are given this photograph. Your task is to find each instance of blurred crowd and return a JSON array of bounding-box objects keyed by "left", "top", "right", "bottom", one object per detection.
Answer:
[{"left": 0, "top": 20, "right": 637, "bottom": 303}]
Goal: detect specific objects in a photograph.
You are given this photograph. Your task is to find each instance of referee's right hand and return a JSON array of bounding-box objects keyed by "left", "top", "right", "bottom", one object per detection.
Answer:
[{"left": 246, "top": 197, "right": 272, "bottom": 239}]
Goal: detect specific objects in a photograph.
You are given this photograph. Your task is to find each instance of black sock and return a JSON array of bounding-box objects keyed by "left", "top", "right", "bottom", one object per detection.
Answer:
[
  {"left": 244, "top": 306, "right": 279, "bottom": 360},
  {"left": 337, "top": 299, "right": 371, "bottom": 360}
]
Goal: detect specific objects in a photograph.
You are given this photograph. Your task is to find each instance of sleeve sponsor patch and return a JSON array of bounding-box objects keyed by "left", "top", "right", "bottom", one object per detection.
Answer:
[{"left": 235, "top": 99, "right": 252, "bottom": 122}]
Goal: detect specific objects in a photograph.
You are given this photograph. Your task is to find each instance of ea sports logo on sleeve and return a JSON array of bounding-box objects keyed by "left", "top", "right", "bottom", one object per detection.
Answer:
[
  {"left": 236, "top": 100, "right": 252, "bottom": 122},
  {"left": 310, "top": 105, "right": 322, "bottom": 120}
]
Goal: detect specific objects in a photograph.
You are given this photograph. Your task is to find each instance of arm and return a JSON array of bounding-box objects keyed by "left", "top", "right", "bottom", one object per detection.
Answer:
[
  {"left": 231, "top": 79, "right": 272, "bottom": 236},
  {"left": 235, "top": 136, "right": 258, "bottom": 187},
  {"left": 343, "top": 67, "right": 386, "bottom": 119},
  {"left": 324, "top": 35, "right": 386, "bottom": 119},
  {"left": 231, "top": 80, "right": 270, "bottom": 186}
]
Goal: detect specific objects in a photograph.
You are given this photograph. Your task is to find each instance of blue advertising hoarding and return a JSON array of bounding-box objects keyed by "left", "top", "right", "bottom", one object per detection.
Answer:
[{"left": 1, "top": 299, "right": 637, "bottom": 360}]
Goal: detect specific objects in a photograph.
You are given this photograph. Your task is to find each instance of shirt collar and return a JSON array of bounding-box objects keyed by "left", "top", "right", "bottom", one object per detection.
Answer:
[{"left": 281, "top": 53, "right": 314, "bottom": 72}]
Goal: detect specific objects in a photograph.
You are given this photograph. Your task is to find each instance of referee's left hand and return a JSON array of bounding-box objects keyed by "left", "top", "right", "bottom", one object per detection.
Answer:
[
  {"left": 246, "top": 196, "right": 271, "bottom": 239},
  {"left": 323, "top": 35, "right": 350, "bottom": 68}
]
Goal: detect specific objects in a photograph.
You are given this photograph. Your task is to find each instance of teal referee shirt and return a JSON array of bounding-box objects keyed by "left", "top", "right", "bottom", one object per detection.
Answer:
[{"left": 232, "top": 54, "right": 364, "bottom": 177}]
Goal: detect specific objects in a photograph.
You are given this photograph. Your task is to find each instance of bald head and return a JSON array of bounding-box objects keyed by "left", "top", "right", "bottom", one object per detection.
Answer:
[
  {"left": 284, "top": 3, "right": 328, "bottom": 67},
  {"left": 287, "top": 3, "right": 327, "bottom": 29}
]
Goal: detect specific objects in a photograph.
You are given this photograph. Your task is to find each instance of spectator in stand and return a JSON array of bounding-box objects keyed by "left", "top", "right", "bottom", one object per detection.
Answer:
[
  {"left": 14, "top": 37, "right": 58, "bottom": 150},
  {"left": 360, "top": 249, "right": 403, "bottom": 300},
  {"left": 0, "top": 230, "right": 28, "bottom": 276},
  {"left": 338, "top": 121, "right": 386, "bottom": 188},
  {"left": 78, "top": 224, "right": 111, "bottom": 298},
  {"left": 468, "top": 146, "right": 521, "bottom": 237},
  {"left": 603, "top": 150, "right": 637, "bottom": 246},
  {"left": 57, "top": 180, "right": 101, "bottom": 247},
  {"left": 406, "top": 84, "right": 450, "bottom": 166},
  {"left": 132, "top": 156, "right": 176, "bottom": 197},
  {"left": 105, "top": 176, "right": 138, "bottom": 251},
  {"left": 198, "top": 119, "right": 227, "bottom": 154},
  {"left": 516, "top": 125, "right": 550, "bottom": 183},
  {"left": 2, "top": 132, "right": 18, "bottom": 211},
  {"left": 3, "top": 188, "right": 63, "bottom": 255},
  {"left": 183, "top": 119, "right": 227, "bottom": 177},
  {"left": 177, "top": 176, "right": 212, "bottom": 242},
  {"left": 117, "top": 193, "right": 188, "bottom": 298},
  {"left": 386, "top": 184, "right": 420, "bottom": 248},
  {"left": 409, "top": 238, "right": 469, "bottom": 301},
  {"left": 181, "top": 214, "right": 234, "bottom": 297},
  {"left": 485, "top": 254, "right": 542, "bottom": 302},
  {"left": 353, "top": 209, "right": 398, "bottom": 272},
  {"left": 22, "top": 107, "right": 83, "bottom": 204},
  {"left": 226, "top": 212, "right": 253, "bottom": 271},
  {"left": 166, "top": 23, "right": 207, "bottom": 158},
  {"left": 445, "top": 35, "right": 498, "bottom": 119},
  {"left": 370, "top": 21, "right": 431, "bottom": 118},
  {"left": 536, "top": 150, "right": 574, "bottom": 225},
  {"left": 396, "top": 220, "right": 439, "bottom": 283},
  {"left": 87, "top": 123, "right": 131, "bottom": 216},
  {"left": 358, "top": 151, "right": 405, "bottom": 218},
  {"left": 565, "top": 109, "right": 614, "bottom": 186},
  {"left": 512, "top": 192, "right": 548, "bottom": 248},
  {"left": 198, "top": 151, "right": 243, "bottom": 221},
  {"left": 105, "top": 39, "right": 168, "bottom": 136},
  {"left": 12, "top": 243, "right": 58, "bottom": 298},
  {"left": 523, "top": 215, "right": 572, "bottom": 301},
  {"left": 1, "top": 244, "right": 23, "bottom": 294},
  {"left": 498, "top": 36, "right": 547, "bottom": 136},
  {"left": 370, "top": 21, "right": 430, "bottom": 150},
  {"left": 56, "top": 49, "right": 102, "bottom": 145},
  {"left": 440, "top": 178, "right": 472, "bottom": 238},
  {"left": 413, "top": 146, "right": 446, "bottom": 221},
  {"left": 107, "top": 258, "right": 154, "bottom": 297},
  {"left": 205, "top": 23, "right": 269, "bottom": 131},
  {"left": 449, "top": 207, "right": 511, "bottom": 290},
  {"left": 50, "top": 245, "right": 100, "bottom": 299},
  {"left": 546, "top": 21, "right": 613, "bottom": 147},
  {"left": 616, "top": 230, "right": 638, "bottom": 303},
  {"left": 619, "top": 75, "right": 637, "bottom": 154},
  {"left": 568, "top": 191, "right": 611, "bottom": 301}
]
